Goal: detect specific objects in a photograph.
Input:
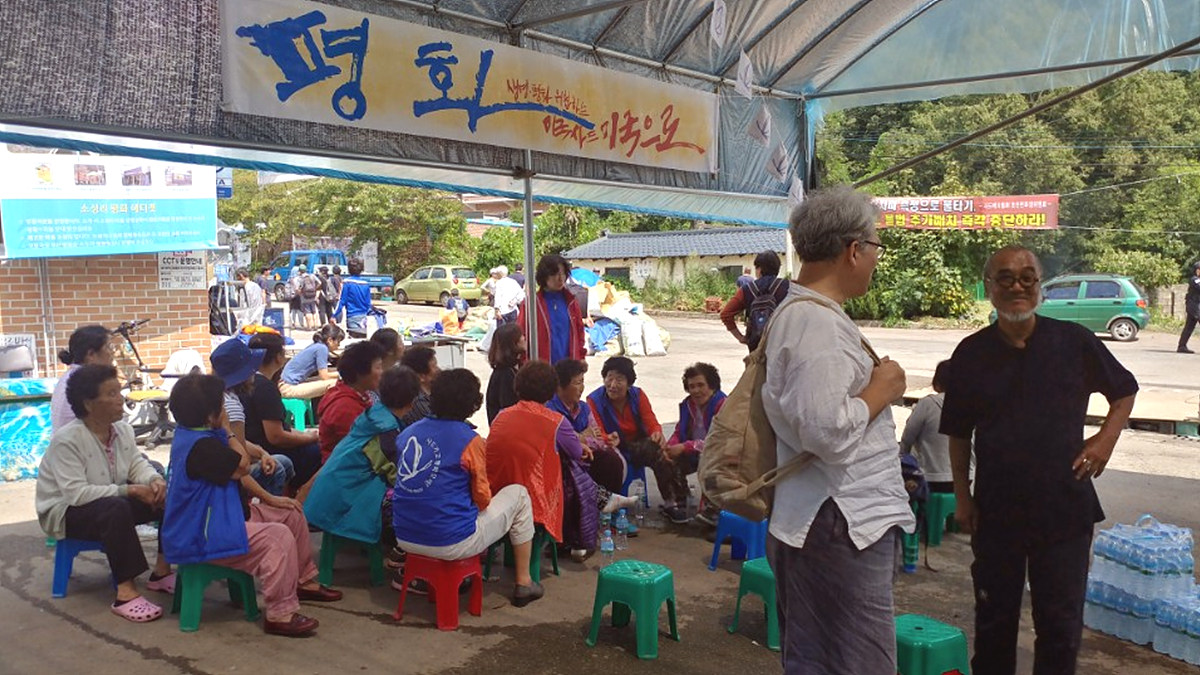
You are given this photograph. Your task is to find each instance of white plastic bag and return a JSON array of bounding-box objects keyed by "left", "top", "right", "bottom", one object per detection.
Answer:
[{"left": 641, "top": 317, "right": 667, "bottom": 356}]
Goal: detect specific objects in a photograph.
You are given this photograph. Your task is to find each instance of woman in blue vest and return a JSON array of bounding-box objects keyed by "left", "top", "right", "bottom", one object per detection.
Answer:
[
  {"left": 390, "top": 368, "right": 544, "bottom": 607},
  {"left": 664, "top": 363, "right": 727, "bottom": 527},
  {"left": 162, "top": 374, "right": 342, "bottom": 637},
  {"left": 587, "top": 357, "right": 696, "bottom": 524}
]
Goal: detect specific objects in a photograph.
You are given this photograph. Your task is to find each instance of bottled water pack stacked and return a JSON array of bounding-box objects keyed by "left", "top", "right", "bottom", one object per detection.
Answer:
[{"left": 1083, "top": 515, "right": 1199, "bottom": 664}]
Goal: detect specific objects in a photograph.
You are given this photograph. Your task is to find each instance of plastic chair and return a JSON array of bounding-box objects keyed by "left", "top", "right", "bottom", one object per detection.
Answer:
[
  {"left": 728, "top": 557, "right": 780, "bottom": 651},
  {"left": 586, "top": 559, "right": 679, "bottom": 660},
  {"left": 925, "top": 493, "right": 957, "bottom": 546},
  {"left": 281, "top": 398, "right": 314, "bottom": 431},
  {"left": 170, "top": 563, "right": 261, "bottom": 632},
  {"left": 895, "top": 614, "right": 970, "bottom": 675},
  {"left": 393, "top": 553, "right": 483, "bottom": 631},
  {"left": 317, "top": 531, "right": 386, "bottom": 586},
  {"left": 708, "top": 511, "right": 768, "bottom": 570},
  {"left": 483, "top": 525, "right": 559, "bottom": 583},
  {"left": 51, "top": 539, "right": 106, "bottom": 598}
]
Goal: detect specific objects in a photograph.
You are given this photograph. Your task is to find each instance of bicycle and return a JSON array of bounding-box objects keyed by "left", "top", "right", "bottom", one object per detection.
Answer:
[{"left": 112, "top": 318, "right": 192, "bottom": 447}]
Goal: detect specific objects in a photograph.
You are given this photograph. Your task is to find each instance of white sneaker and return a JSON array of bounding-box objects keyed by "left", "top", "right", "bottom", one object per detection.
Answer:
[{"left": 602, "top": 494, "right": 641, "bottom": 514}]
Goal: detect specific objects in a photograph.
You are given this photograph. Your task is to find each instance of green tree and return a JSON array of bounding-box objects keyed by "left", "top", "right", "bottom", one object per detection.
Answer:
[{"left": 474, "top": 226, "right": 524, "bottom": 275}]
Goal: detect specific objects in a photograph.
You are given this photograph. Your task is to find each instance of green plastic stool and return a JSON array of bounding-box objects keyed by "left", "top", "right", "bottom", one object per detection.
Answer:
[
  {"left": 895, "top": 614, "right": 970, "bottom": 675},
  {"left": 483, "top": 526, "right": 559, "bottom": 583},
  {"left": 281, "top": 398, "right": 313, "bottom": 431},
  {"left": 728, "top": 557, "right": 780, "bottom": 651},
  {"left": 925, "top": 493, "right": 957, "bottom": 547},
  {"left": 170, "top": 563, "right": 261, "bottom": 632},
  {"left": 317, "top": 532, "right": 386, "bottom": 587},
  {"left": 586, "top": 560, "right": 679, "bottom": 660}
]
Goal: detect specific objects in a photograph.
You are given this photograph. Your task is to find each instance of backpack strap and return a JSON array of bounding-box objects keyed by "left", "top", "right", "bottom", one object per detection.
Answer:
[{"left": 749, "top": 291, "right": 884, "bottom": 485}]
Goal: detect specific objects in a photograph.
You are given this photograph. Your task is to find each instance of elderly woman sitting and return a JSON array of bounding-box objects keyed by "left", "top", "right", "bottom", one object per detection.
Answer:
[
  {"left": 36, "top": 364, "right": 173, "bottom": 623},
  {"left": 587, "top": 356, "right": 693, "bottom": 524},
  {"left": 547, "top": 359, "right": 639, "bottom": 519},
  {"left": 488, "top": 360, "right": 599, "bottom": 562},
  {"left": 390, "top": 369, "right": 543, "bottom": 607}
]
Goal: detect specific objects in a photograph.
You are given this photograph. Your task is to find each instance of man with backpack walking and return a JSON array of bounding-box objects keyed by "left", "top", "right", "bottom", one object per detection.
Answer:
[
  {"left": 296, "top": 266, "right": 321, "bottom": 330},
  {"left": 760, "top": 186, "right": 914, "bottom": 674},
  {"left": 720, "top": 251, "right": 790, "bottom": 351}
]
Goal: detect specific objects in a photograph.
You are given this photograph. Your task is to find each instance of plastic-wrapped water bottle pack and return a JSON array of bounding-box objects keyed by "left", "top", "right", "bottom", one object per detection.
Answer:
[{"left": 1084, "top": 515, "right": 1199, "bottom": 664}]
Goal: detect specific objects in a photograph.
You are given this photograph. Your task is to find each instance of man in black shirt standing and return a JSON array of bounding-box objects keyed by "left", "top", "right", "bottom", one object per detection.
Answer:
[
  {"left": 940, "top": 245, "right": 1138, "bottom": 675},
  {"left": 1177, "top": 261, "right": 1200, "bottom": 353}
]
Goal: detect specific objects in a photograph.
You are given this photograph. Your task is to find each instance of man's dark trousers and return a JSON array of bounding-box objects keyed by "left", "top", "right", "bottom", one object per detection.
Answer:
[{"left": 971, "top": 519, "right": 1092, "bottom": 675}]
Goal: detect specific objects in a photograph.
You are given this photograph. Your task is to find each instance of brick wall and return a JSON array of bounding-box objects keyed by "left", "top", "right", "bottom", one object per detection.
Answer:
[
  {"left": 1151, "top": 284, "right": 1188, "bottom": 320},
  {"left": 0, "top": 254, "right": 210, "bottom": 377}
]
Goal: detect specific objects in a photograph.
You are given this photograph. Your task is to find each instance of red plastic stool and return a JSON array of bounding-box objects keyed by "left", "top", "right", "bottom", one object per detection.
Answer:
[{"left": 393, "top": 553, "right": 483, "bottom": 631}]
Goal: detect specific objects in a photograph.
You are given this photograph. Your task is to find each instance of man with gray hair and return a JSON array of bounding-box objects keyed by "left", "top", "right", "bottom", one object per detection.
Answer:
[
  {"left": 941, "top": 245, "right": 1137, "bottom": 674},
  {"left": 763, "top": 185, "right": 914, "bottom": 673}
]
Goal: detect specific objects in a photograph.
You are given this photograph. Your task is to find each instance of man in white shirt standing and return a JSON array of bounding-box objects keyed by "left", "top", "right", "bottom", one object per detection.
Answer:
[
  {"left": 492, "top": 265, "right": 525, "bottom": 325},
  {"left": 762, "top": 185, "right": 915, "bottom": 674}
]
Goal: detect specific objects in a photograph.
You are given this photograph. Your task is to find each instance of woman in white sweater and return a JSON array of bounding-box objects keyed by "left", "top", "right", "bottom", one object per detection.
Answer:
[{"left": 36, "top": 364, "right": 173, "bottom": 623}]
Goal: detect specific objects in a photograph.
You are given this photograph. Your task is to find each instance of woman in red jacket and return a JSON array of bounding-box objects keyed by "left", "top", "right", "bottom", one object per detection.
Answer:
[{"left": 518, "top": 254, "right": 585, "bottom": 364}]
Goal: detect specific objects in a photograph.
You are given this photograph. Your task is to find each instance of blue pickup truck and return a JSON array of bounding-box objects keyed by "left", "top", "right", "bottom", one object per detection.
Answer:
[{"left": 267, "top": 250, "right": 394, "bottom": 301}]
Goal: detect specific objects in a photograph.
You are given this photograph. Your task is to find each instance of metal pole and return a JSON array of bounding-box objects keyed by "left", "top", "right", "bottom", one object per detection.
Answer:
[
  {"left": 36, "top": 258, "right": 56, "bottom": 378},
  {"left": 521, "top": 149, "right": 538, "bottom": 358},
  {"left": 853, "top": 33, "right": 1200, "bottom": 188}
]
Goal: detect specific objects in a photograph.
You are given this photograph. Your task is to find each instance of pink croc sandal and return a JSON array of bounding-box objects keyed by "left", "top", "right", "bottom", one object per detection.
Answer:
[
  {"left": 145, "top": 572, "right": 176, "bottom": 594},
  {"left": 111, "top": 596, "right": 163, "bottom": 623}
]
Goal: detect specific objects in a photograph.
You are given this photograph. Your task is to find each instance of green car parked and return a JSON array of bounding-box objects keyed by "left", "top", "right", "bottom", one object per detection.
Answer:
[{"left": 992, "top": 273, "right": 1149, "bottom": 341}]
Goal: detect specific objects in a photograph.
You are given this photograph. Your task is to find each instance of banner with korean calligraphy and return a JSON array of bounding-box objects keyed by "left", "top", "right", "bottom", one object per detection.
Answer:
[
  {"left": 0, "top": 151, "right": 217, "bottom": 259},
  {"left": 220, "top": 0, "right": 719, "bottom": 174},
  {"left": 875, "top": 194, "right": 1059, "bottom": 230}
]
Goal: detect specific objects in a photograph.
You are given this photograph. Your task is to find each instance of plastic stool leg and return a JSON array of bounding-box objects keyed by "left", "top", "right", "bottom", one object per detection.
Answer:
[
  {"left": 434, "top": 576, "right": 461, "bottom": 631},
  {"left": 728, "top": 586, "right": 746, "bottom": 633},
  {"left": 366, "top": 543, "right": 386, "bottom": 586},
  {"left": 51, "top": 544, "right": 76, "bottom": 598},
  {"left": 635, "top": 598, "right": 660, "bottom": 660},
  {"left": 611, "top": 600, "right": 632, "bottom": 627},
  {"left": 666, "top": 597, "right": 679, "bottom": 641},
  {"left": 730, "top": 537, "right": 748, "bottom": 561},
  {"left": 317, "top": 532, "right": 338, "bottom": 586},
  {"left": 178, "top": 574, "right": 205, "bottom": 632},
  {"left": 586, "top": 594, "right": 607, "bottom": 647},
  {"left": 393, "top": 567, "right": 412, "bottom": 621},
  {"left": 467, "top": 572, "right": 482, "bottom": 617}
]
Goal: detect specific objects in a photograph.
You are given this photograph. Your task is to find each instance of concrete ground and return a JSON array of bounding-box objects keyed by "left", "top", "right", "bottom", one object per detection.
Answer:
[{"left": 2, "top": 305, "right": 1198, "bottom": 674}]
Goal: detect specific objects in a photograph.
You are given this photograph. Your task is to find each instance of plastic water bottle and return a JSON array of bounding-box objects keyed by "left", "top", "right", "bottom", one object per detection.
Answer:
[
  {"left": 1186, "top": 604, "right": 1200, "bottom": 665},
  {"left": 629, "top": 481, "right": 646, "bottom": 530},
  {"left": 599, "top": 529, "right": 615, "bottom": 568},
  {"left": 614, "top": 509, "right": 629, "bottom": 551},
  {"left": 599, "top": 512, "right": 611, "bottom": 547},
  {"left": 1084, "top": 580, "right": 1102, "bottom": 631}
]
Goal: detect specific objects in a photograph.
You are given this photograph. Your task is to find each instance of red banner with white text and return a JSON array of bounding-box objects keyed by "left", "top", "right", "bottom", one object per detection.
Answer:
[{"left": 875, "top": 194, "right": 1058, "bottom": 230}]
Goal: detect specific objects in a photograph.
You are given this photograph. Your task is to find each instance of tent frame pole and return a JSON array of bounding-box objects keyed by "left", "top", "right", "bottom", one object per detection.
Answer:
[
  {"left": 519, "top": 150, "right": 538, "bottom": 358},
  {"left": 853, "top": 33, "right": 1200, "bottom": 188}
]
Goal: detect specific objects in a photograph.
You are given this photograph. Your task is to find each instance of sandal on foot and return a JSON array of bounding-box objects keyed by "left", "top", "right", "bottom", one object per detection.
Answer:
[
  {"left": 111, "top": 596, "right": 163, "bottom": 623},
  {"left": 145, "top": 572, "right": 176, "bottom": 594}
]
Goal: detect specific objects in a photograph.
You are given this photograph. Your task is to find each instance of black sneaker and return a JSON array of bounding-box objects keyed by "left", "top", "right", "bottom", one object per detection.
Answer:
[
  {"left": 385, "top": 546, "right": 406, "bottom": 570},
  {"left": 662, "top": 504, "right": 692, "bottom": 524},
  {"left": 1179, "top": 347, "right": 1195, "bottom": 354},
  {"left": 391, "top": 570, "right": 429, "bottom": 595},
  {"left": 512, "top": 581, "right": 544, "bottom": 607}
]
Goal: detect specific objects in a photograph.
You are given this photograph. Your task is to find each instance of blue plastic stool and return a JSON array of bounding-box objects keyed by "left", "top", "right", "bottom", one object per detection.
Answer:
[
  {"left": 52, "top": 539, "right": 107, "bottom": 598},
  {"left": 620, "top": 460, "right": 650, "bottom": 509},
  {"left": 708, "top": 511, "right": 768, "bottom": 570}
]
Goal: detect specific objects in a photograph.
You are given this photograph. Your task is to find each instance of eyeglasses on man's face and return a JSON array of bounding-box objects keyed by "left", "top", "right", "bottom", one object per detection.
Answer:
[
  {"left": 857, "top": 239, "right": 886, "bottom": 255},
  {"left": 987, "top": 272, "right": 1040, "bottom": 289}
]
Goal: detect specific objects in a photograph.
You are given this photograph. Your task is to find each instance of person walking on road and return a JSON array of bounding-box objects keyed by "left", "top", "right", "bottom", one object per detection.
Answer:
[
  {"left": 941, "top": 245, "right": 1138, "bottom": 675},
  {"left": 1177, "top": 261, "right": 1200, "bottom": 353}
]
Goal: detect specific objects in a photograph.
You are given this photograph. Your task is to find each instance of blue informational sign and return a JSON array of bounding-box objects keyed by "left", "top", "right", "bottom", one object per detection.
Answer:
[
  {"left": 0, "top": 153, "right": 218, "bottom": 259},
  {"left": 216, "top": 167, "right": 233, "bottom": 199}
]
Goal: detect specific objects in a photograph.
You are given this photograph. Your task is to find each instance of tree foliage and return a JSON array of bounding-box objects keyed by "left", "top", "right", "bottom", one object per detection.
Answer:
[
  {"left": 817, "top": 70, "right": 1200, "bottom": 319},
  {"left": 218, "top": 173, "right": 473, "bottom": 278}
]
